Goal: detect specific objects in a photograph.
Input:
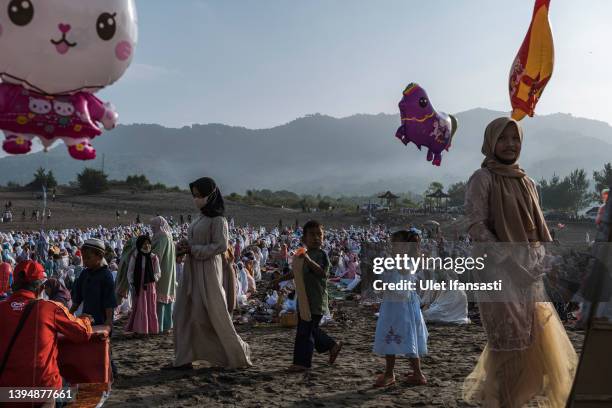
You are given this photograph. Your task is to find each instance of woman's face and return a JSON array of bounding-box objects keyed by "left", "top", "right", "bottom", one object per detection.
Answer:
[
  {"left": 494, "top": 124, "right": 522, "bottom": 163},
  {"left": 141, "top": 241, "right": 152, "bottom": 254},
  {"left": 191, "top": 186, "right": 209, "bottom": 209},
  {"left": 191, "top": 186, "right": 202, "bottom": 198}
]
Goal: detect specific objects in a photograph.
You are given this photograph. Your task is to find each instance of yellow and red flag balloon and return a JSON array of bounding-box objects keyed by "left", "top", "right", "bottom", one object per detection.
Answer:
[{"left": 509, "top": 0, "right": 554, "bottom": 121}]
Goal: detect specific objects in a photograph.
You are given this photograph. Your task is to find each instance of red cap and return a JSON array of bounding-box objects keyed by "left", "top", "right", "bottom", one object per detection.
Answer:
[{"left": 14, "top": 260, "right": 46, "bottom": 284}]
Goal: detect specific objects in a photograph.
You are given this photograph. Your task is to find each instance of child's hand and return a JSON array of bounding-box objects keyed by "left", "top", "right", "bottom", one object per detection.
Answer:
[{"left": 295, "top": 248, "right": 306, "bottom": 258}]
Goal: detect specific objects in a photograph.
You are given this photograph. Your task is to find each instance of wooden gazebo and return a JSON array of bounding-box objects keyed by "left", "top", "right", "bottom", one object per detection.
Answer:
[
  {"left": 378, "top": 191, "right": 399, "bottom": 208},
  {"left": 426, "top": 189, "right": 450, "bottom": 211}
]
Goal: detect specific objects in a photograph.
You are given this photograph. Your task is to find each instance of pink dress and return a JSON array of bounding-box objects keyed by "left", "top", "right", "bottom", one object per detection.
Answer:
[
  {"left": 0, "top": 82, "right": 113, "bottom": 140},
  {"left": 125, "top": 254, "right": 161, "bottom": 334},
  {"left": 0, "top": 82, "right": 117, "bottom": 159}
]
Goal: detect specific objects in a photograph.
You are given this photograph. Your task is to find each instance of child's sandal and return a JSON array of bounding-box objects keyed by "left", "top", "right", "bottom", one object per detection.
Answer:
[
  {"left": 373, "top": 373, "right": 396, "bottom": 388},
  {"left": 404, "top": 373, "right": 427, "bottom": 385}
]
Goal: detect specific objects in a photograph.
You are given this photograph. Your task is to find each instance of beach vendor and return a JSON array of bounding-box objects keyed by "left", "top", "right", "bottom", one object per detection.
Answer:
[{"left": 0, "top": 260, "right": 95, "bottom": 393}]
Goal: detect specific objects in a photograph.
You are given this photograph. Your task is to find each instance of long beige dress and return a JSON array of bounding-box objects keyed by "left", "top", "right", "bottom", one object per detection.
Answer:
[
  {"left": 463, "top": 168, "right": 577, "bottom": 408},
  {"left": 173, "top": 215, "right": 252, "bottom": 368}
]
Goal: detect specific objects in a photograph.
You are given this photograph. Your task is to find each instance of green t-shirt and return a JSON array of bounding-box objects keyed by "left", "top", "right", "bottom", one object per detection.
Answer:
[{"left": 302, "top": 248, "right": 330, "bottom": 316}]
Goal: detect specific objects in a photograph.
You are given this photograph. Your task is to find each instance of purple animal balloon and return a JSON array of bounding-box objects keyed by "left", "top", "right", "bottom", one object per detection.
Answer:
[{"left": 395, "top": 83, "right": 458, "bottom": 166}]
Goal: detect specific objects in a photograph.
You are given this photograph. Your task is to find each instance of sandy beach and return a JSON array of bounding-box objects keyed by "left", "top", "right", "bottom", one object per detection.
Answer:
[
  {"left": 0, "top": 190, "right": 589, "bottom": 407},
  {"left": 105, "top": 298, "right": 584, "bottom": 408}
]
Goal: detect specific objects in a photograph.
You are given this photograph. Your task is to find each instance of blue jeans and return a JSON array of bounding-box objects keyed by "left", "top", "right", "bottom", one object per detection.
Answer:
[{"left": 292, "top": 314, "right": 335, "bottom": 368}]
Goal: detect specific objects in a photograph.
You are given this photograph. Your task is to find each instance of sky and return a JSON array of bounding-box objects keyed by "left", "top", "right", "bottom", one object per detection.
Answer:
[{"left": 99, "top": 0, "right": 612, "bottom": 129}]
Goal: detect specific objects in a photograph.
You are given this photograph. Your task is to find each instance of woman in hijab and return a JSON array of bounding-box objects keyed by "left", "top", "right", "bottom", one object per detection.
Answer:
[
  {"left": 151, "top": 216, "right": 177, "bottom": 334},
  {"left": 114, "top": 237, "right": 135, "bottom": 318},
  {"left": 115, "top": 237, "right": 136, "bottom": 302},
  {"left": 171, "top": 177, "right": 251, "bottom": 370},
  {"left": 125, "top": 235, "right": 161, "bottom": 335},
  {"left": 44, "top": 278, "right": 72, "bottom": 308},
  {"left": 462, "top": 117, "right": 577, "bottom": 407}
]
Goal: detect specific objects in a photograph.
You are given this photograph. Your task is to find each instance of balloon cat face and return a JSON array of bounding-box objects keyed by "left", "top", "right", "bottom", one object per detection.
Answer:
[{"left": 0, "top": 0, "right": 138, "bottom": 94}]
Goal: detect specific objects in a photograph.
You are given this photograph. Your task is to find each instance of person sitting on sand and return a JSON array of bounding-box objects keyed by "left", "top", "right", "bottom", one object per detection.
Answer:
[
  {"left": 419, "top": 269, "right": 469, "bottom": 325},
  {"left": 236, "top": 261, "right": 256, "bottom": 300},
  {"left": 373, "top": 229, "right": 428, "bottom": 388}
]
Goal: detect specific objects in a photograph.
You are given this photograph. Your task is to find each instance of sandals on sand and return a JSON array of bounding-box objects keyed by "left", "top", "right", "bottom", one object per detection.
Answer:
[
  {"left": 404, "top": 373, "right": 427, "bottom": 385},
  {"left": 373, "top": 374, "right": 396, "bottom": 388},
  {"left": 329, "top": 341, "right": 343, "bottom": 364}
]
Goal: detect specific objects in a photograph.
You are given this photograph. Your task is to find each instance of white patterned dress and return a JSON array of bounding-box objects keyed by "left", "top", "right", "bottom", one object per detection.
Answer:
[{"left": 373, "top": 268, "right": 428, "bottom": 357}]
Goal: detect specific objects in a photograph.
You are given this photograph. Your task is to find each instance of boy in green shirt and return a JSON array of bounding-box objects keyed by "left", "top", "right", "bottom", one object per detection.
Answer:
[{"left": 290, "top": 220, "right": 343, "bottom": 371}]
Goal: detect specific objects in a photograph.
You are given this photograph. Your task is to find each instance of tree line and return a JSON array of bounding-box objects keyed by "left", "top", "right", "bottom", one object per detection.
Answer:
[
  {"left": 426, "top": 163, "right": 612, "bottom": 213},
  {"left": 5, "top": 167, "right": 181, "bottom": 194},
  {"left": 10, "top": 162, "right": 612, "bottom": 213}
]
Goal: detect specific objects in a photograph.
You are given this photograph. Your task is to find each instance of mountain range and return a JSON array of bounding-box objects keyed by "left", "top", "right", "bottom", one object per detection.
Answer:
[{"left": 1, "top": 108, "right": 611, "bottom": 195}]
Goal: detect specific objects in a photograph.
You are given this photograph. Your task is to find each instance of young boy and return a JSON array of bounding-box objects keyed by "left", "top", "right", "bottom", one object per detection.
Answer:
[
  {"left": 70, "top": 239, "right": 117, "bottom": 327},
  {"left": 289, "top": 220, "right": 343, "bottom": 372},
  {"left": 70, "top": 238, "right": 118, "bottom": 377}
]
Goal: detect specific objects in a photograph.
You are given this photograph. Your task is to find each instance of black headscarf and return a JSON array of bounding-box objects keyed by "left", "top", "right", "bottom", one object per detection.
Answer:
[
  {"left": 189, "top": 177, "right": 225, "bottom": 218},
  {"left": 134, "top": 235, "right": 155, "bottom": 294}
]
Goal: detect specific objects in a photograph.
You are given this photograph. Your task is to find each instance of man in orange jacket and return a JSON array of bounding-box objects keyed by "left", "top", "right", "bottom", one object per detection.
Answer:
[{"left": 0, "top": 260, "right": 94, "bottom": 392}]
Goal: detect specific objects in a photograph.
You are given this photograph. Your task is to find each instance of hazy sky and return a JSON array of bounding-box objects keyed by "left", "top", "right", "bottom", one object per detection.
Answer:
[{"left": 99, "top": 0, "right": 612, "bottom": 129}]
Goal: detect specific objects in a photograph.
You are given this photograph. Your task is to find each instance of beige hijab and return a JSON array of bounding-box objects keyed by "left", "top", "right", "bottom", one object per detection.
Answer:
[{"left": 481, "top": 117, "right": 551, "bottom": 242}]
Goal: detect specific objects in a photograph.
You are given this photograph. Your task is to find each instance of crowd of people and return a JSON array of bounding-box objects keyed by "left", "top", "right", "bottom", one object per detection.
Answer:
[
  {"left": 0, "top": 188, "right": 477, "bottom": 391},
  {"left": 0, "top": 117, "right": 608, "bottom": 407}
]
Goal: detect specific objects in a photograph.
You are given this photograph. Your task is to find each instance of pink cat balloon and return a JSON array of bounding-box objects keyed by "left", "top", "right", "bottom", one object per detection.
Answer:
[
  {"left": 0, "top": 0, "right": 138, "bottom": 160},
  {"left": 395, "top": 83, "right": 458, "bottom": 166}
]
